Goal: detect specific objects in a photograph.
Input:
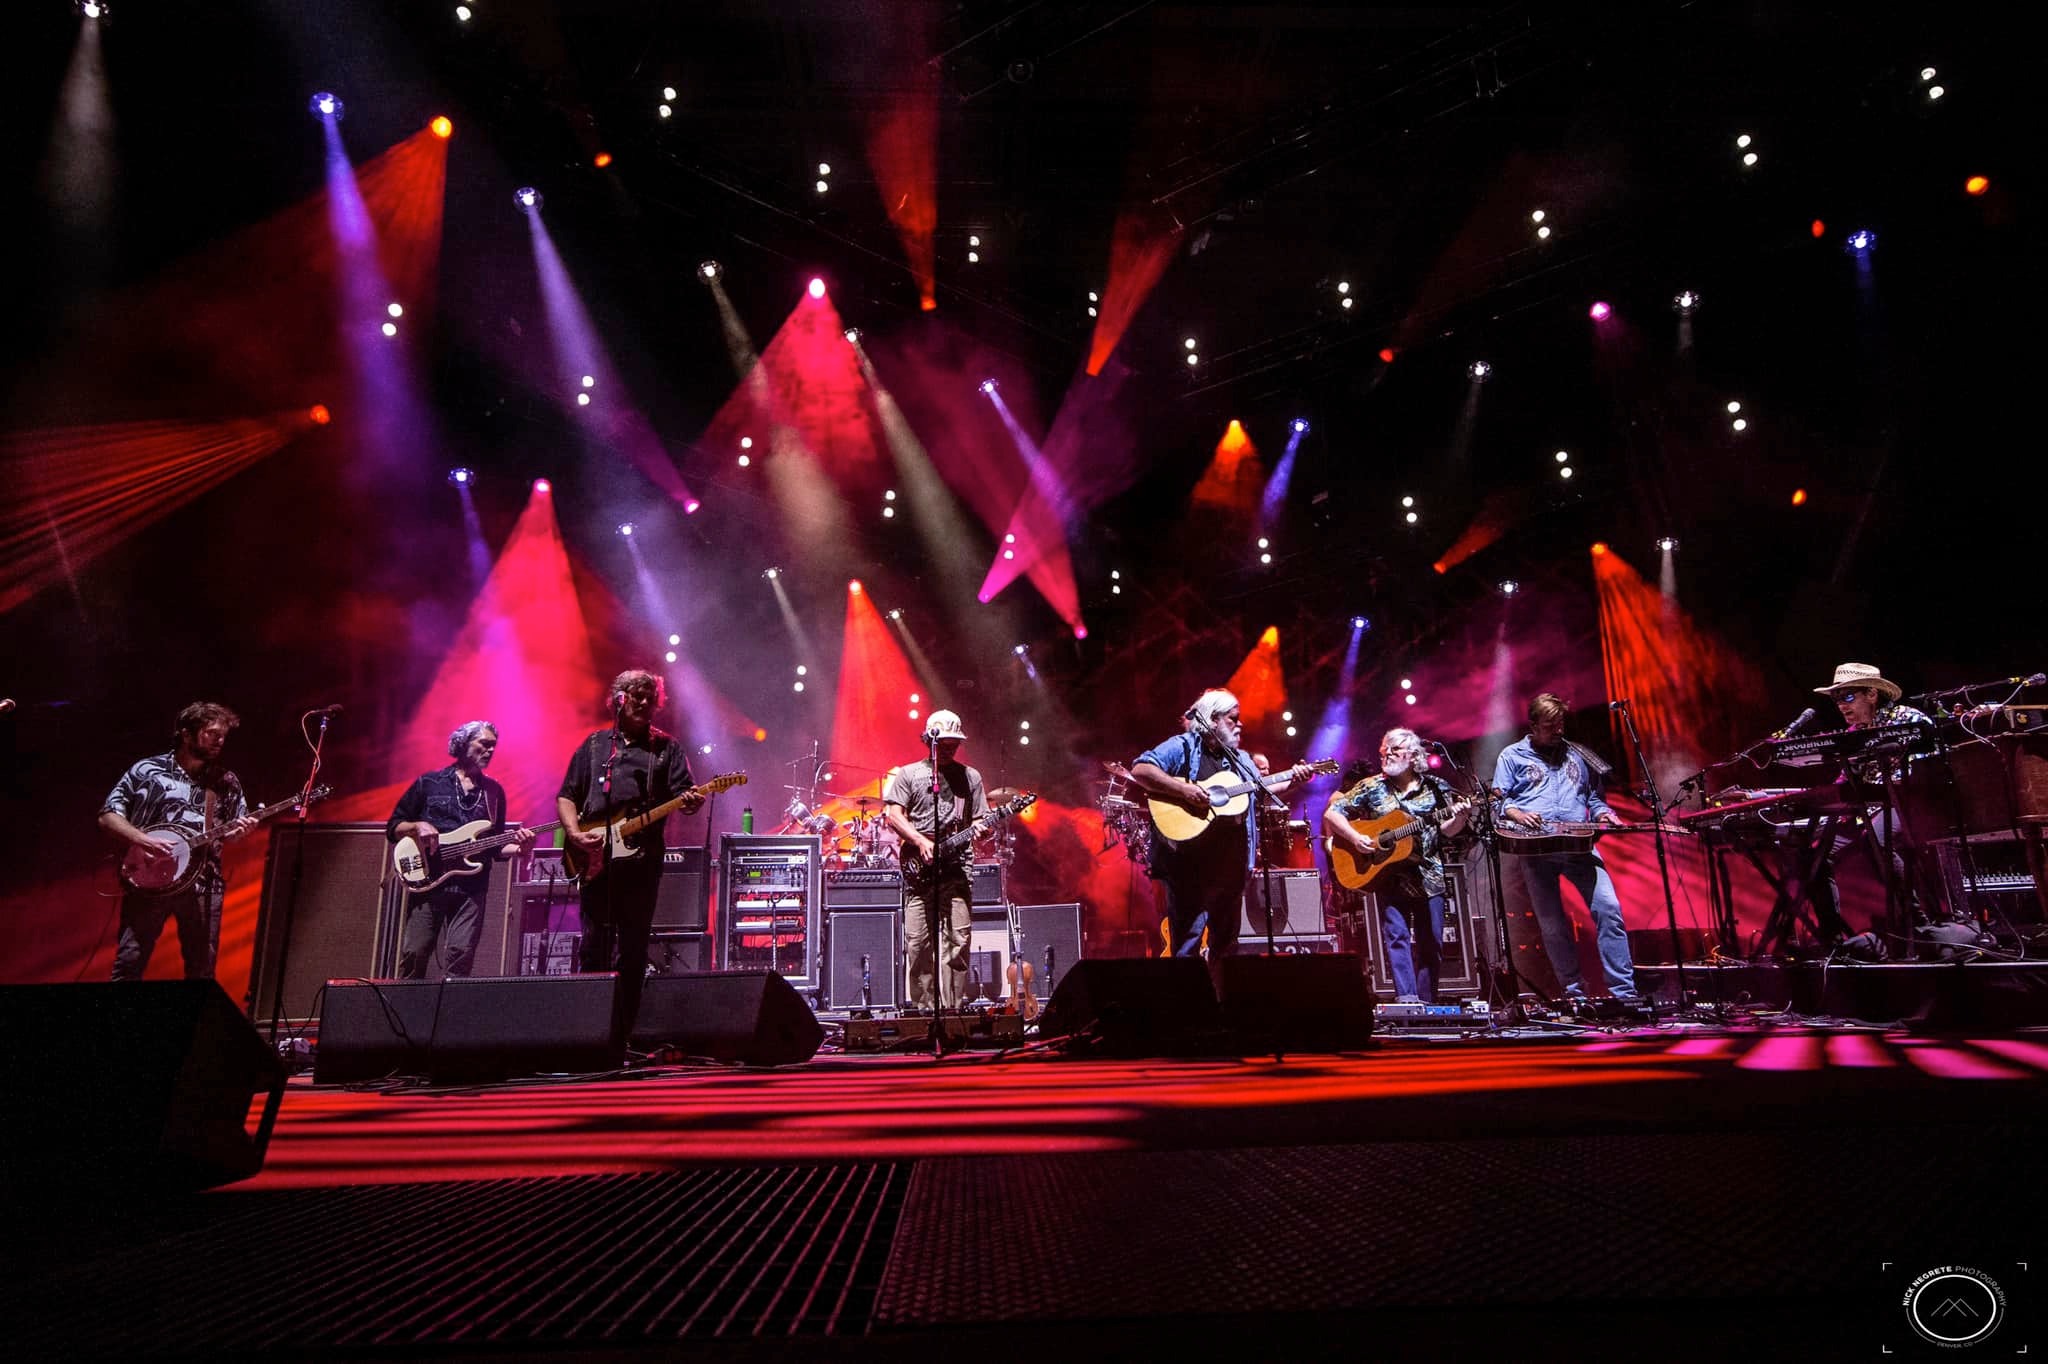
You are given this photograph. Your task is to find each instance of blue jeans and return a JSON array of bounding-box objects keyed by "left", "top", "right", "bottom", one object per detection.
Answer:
[
  {"left": 1380, "top": 890, "right": 1444, "bottom": 1002},
  {"left": 1517, "top": 852, "right": 1638, "bottom": 1000},
  {"left": 112, "top": 883, "right": 223, "bottom": 981},
  {"left": 1161, "top": 868, "right": 1244, "bottom": 994}
]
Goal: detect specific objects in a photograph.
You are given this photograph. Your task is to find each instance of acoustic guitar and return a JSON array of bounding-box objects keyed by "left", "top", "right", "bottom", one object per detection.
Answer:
[
  {"left": 563, "top": 772, "right": 748, "bottom": 883},
  {"left": 1325, "top": 798, "right": 1469, "bottom": 891},
  {"left": 119, "top": 785, "right": 333, "bottom": 895},
  {"left": 1145, "top": 759, "right": 1339, "bottom": 845}
]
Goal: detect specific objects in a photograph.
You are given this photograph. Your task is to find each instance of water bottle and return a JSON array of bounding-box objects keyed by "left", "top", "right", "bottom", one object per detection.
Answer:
[{"left": 741, "top": 805, "right": 754, "bottom": 834}]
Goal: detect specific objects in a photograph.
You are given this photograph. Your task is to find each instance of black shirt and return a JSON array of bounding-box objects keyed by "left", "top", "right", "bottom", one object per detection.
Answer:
[
  {"left": 557, "top": 726, "right": 695, "bottom": 853},
  {"left": 386, "top": 766, "right": 508, "bottom": 839}
]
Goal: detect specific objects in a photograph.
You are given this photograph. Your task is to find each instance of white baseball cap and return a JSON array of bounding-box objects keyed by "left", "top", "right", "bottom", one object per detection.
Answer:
[{"left": 923, "top": 709, "right": 966, "bottom": 741}]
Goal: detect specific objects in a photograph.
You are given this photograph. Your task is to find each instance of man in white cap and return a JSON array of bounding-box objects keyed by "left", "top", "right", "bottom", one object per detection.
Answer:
[
  {"left": 1812, "top": 663, "right": 1935, "bottom": 944},
  {"left": 884, "top": 709, "right": 988, "bottom": 1013}
]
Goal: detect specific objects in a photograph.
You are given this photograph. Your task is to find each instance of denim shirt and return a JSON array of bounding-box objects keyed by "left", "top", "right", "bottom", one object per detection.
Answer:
[
  {"left": 1492, "top": 737, "right": 1615, "bottom": 825},
  {"left": 1133, "top": 730, "right": 1263, "bottom": 873}
]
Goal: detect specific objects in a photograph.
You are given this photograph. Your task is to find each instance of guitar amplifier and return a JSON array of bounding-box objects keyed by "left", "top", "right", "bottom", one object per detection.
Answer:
[
  {"left": 971, "top": 862, "right": 1004, "bottom": 906},
  {"left": 824, "top": 868, "right": 903, "bottom": 910},
  {"left": 652, "top": 845, "right": 709, "bottom": 932},
  {"left": 825, "top": 910, "right": 901, "bottom": 1011},
  {"left": 1238, "top": 868, "right": 1326, "bottom": 938}
]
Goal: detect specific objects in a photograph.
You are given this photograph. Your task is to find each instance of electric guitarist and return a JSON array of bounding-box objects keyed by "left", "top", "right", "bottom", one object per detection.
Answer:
[
  {"left": 884, "top": 709, "right": 986, "bottom": 1015},
  {"left": 557, "top": 669, "right": 703, "bottom": 1039},
  {"left": 100, "top": 701, "right": 258, "bottom": 983},
  {"left": 1323, "top": 728, "right": 1470, "bottom": 1002},
  {"left": 386, "top": 720, "right": 537, "bottom": 979},
  {"left": 1127, "top": 688, "right": 1315, "bottom": 990}
]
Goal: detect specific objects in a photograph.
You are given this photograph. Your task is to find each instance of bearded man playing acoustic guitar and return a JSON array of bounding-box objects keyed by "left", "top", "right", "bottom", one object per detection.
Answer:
[
  {"left": 1128, "top": 689, "right": 1314, "bottom": 992},
  {"left": 1322, "top": 728, "right": 1470, "bottom": 1002},
  {"left": 99, "top": 702, "right": 258, "bottom": 981},
  {"left": 386, "top": 721, "right": 537, "bottom": 979}
]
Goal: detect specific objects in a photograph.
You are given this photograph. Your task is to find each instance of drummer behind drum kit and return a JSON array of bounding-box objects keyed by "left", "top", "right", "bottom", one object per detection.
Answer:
[{"left": 778, "top": 793, "right": 898, "bottom": 868}]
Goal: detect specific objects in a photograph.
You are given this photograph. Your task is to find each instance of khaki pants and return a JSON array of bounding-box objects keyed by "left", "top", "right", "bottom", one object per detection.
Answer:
[{"left": 903, "top": 879, "right": 972, "bottom": 1009}]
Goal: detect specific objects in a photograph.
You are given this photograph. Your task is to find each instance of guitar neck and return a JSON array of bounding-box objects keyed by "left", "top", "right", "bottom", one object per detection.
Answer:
[
  {"left": 459, "top": 820, "right": 562, "bottom": 852},
  {"left": 605, "top": 775, "right": 746, "bottom": 839}
]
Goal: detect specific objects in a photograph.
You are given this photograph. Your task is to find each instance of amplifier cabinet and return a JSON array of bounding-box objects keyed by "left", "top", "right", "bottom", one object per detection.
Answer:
[
  {"left": 1238, "top": 868, "right": 1326, "bottom": 939},
  {"left": 971, "top": 862, "right": 1004, "bottom": 906},
  {"left": 825, "top": 910, "right": 901, "bottom": 1011},
  {"left": 824, "top": 868, "right": 903, "bottom": 910}
]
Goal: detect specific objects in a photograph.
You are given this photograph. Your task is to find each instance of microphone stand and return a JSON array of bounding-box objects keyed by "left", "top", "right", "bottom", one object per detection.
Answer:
[
  {"left": 1188, "top": 717, "right": 1275, "bottom": 958},
  {"left": 1434, "top": 743, "right": 1537, "bottom": 1022},
  {"left": 1611, "top": 703, "right": 1689, "bottom": 1018},
  {"left": 926, "top": 730, "right": 950, "bottom": 1058},
  {"left": 265, "top": 709, "right": 332, "bottom": 1048}
]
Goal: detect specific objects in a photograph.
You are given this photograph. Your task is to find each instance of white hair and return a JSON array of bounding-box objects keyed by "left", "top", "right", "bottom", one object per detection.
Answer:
[
  {"left": 1380, "top": 727, "right": 1427, "bottom": 760},
  {"left": 1189, "top": 689, "right": 1240, "bottom": 729}
]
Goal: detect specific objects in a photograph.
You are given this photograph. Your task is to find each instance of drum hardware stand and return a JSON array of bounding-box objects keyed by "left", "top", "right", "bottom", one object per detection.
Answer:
[
  {"left": 261, "top": 706, "right": 334, "bottom": 1048},
  {"left": 1610, "top": 701, "right": 1692, "bottom": 1022}
]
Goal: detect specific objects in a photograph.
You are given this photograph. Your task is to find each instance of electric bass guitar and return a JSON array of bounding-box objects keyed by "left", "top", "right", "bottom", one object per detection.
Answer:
[
  {"left": 899, "top": 793, "right": 1039, "bottom": 889},
  {"left": 1145, "top": 760, "right": 1339, "bottom": 845},
  {"left": 119, "top": 785, "right": 333, "bottom": 895},
  {"left": 562, "top": 772, "right": 749, "bottom": 883},
  {"left": 1325, "top": 798, "right": 1471, "bottom": 891},
  {"left": 1497, "top": 816, "right": 1687, "bottom": 856},
  {"left": 392, "top": 818, "right": 564, "bottom": 894}
]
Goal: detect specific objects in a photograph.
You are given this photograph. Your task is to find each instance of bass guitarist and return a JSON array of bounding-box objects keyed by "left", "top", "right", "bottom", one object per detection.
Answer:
[
  {"left": 385, "top": 721, "right": 536, "bottom": 978},
  {"left": 883, "top": 710, "right": 985, "bottom": 1014},
  {"left": 1322, "top": 728, "right": 1470, "bottom": 1002},
  {"left": 1128, "top": 689, "right": 1313, "bottom": 992},
  {"left": 1492, "top": 692, "right": 1641, "bottom": 1007},
  {"left": 557, "top": 670, "right": 701, "bottom": 1039},
  {"left": 99, "top": 702, "right": 257, "bottom": 981}
]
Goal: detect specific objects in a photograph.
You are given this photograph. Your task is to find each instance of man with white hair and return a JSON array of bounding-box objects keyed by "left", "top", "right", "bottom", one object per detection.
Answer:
[
  {"left": 884, "top": 708, "right": 988, "bottom": 1012},
  {"left": 1322, "top": 728, "right": 1469, "bottom": 1001},
  {"left": 386, "top": 721, "right": 536, "bottom": 977},
  {"left": 1129, "top": 689, "right": 1314, "bottom": 989}
]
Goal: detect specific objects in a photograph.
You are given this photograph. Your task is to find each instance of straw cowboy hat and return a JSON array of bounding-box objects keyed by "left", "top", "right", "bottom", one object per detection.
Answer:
[{"left": 1814, "top": 662, "right": 1902, "bottom": 702}]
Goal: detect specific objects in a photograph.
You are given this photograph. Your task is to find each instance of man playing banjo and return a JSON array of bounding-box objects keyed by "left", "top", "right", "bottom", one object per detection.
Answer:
[{"left": 98, "top": 701, "right": 258, "bottom": 981}]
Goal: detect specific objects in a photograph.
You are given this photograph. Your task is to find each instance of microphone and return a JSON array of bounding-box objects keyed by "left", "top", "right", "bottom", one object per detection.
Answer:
[
  {"left": 1773, "top": 707, "right": 1818, "bottom": 740},
  {"left": 1608, "top": 699, "right": 1629, "bottom": 711},
  {"left": 311, "top": 703, "right": 344, "bottom": 716},
  {"left": 0, "top": 698, "right": 14, "bottom": 715},
  {"left": 2019, "top": 673, "right": 2048, "bottom": 688}
]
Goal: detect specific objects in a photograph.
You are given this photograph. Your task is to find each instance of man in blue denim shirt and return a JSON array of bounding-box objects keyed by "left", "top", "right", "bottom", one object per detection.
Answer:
[
  {"left": 1127, "top": 689, "right": 1312, "bottom": 991},
  {"left": 1492, "top": 692, "right": 1640, "bottom": 1004}
]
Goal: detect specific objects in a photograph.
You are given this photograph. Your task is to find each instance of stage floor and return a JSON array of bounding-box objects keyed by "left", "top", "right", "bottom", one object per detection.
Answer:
[{"left": 10, "top": 1024, "right": 2043, "bottom": 1358}]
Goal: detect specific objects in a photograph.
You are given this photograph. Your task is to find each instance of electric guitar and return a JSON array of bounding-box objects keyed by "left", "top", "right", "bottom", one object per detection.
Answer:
[
  {"left": 900, "top": 793, "right": 1038, "bottom": 890},
  {"left": 1497, "top": 816, "right": 1687, "bottom": 856},
  {"left": 119, "top": 785, "right": 333, "bottom": 895},
  {"left": 1145, "top": 760, "right": 1340, "bottom": 844},
  {"left": 392, "top": 818, "right": 564, "bottom": 894},
  {"left": 1325, "top": 797, "right": 1470, "bottom": 891},
  {"left": 562, "top": 772, "right": 749, "bottom": 883}
]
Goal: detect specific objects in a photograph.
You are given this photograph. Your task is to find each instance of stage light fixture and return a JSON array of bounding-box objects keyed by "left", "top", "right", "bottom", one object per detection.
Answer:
[
  {"left": 1736, "top": 134, "right": 1752, "bottom": 149},
  {"left": 1351, "top": 616, "right": 1367, "bottom": 630},
  {"left": 796, "top": 665, "right": 807, "bottom": 676},
  {"left": 843, "top": 327, "right": 862, "bottom": 344},
  {"left": 1005, "top": 533, "right": 1016, "bottom": 544},
  {"left": 668, "top": 633, "right": 681, "bottom": 646},
  {"left": 816, "top": 179, "right": 829, "bottom": 194},
  {"left": 1404, "top": 694, "right": 1418, "bottom": 707},
  {"left": 1020, "top": 720, "right": 1031, "bottom": 731},
  {"left": 884, "top": 489, "right": 896, "bottom": 501},
  {"left": 1401, "top": 496, "right": 1414, "bottom": 508},
  {"left": 1292, "top": 418, "right": 1309, "bottom": 434},
  {"left": 684, "top": 499, "right": 701, "bottom": 514},
  {"left": 309, "top": 405, "right": 332, "bottom": 425},
  {"left": 969, "top": 235, "right": 980, "bottom": 247},
  {"left": 616, "top": 522, "right": 634, "bottom": 537},
  {"left": 1111, "top": 585, "right": 1120, "bottom": 595},
  {"left": 1285, "top": 726, "right": 1297, "bottom": 738},
  {"left": 1791, "top": 488, "right": 1808, "bottom": 506},
  {"left": 1731, "top": 418, "right": 1747, "bottom": 432},
  {"left": 1336, "top": 281, "right": 1350, "bottom": 294},
  {"left": 380, "top": 322, "right": 398, "bottom": 337},
  {"left": 659, "top": 104, "right": 673, "bottom": 119},
  {"left": 700, "top": 744, "right": 712, "bottom": 755},
  {"left": 889, "top": 610, "right": 904, "bottom": 622},
  {"left": 447, "top": 468, "right": 473, "bottom": 486},
  {"left": 1591, "top": 542, "right": 1608, "bottom": 556},
  {"left": 1536, "top": 225, "right": 1551, "bottom": 240},
  {"left": 514, "top": 187, "right": 541, "bottom": 211},
  {"left": 1742, "top": 151, "right": 1759, "bottom": 167},
  {"left": 1003, "top": 549, "right": 1015, "bottom": 560},
  {"left": 1088, "top": 291, "right": 1099, "bottom": 302},
  {"left": 1185, "top": 353, "right": 1199, "bottom": 366},
  {"left": 1259, "top": 553, "right": 1272, "bottom": 565},
  {"left": 1257, "top": 537, "right": 1269, "bottom": 550},
  {"left": 1927, "top": 85, "right": 1945, "bottom": 101},
  {"left": 1530, "top": 209, "right": 1546, "bottom": 223},
  {"left": 1655, "top": 536, "right": 1679, "bottom": 552},
  {"left": 1966, "top": 175, "right": 1990, "bottom": 196},
  {"left": 594, "top": 152, "right": 612, "bottom": 168},
  {"left": 1019, "top": 735, "right": 1031, "bottom": 746},
  {"left": 1379, "top": 348, "right": 1397, "bottom": 363},
  {"left": 1555, "top": 449, "right": 1570, "bottom": 463},
  {"left": 966, "top": 250, "right": 979, "bottom": 263},
  {"left": 532, "top": 478, "right": 552, "bottom": 494},
  {"left": 1727, "top": 401, "right": 1741, "bottom": 414},
  {"left": 1013, "top": 644, "right": 1028, "bottom": 656},
  {"left": 79, "top": 0, "right": 107, "bottom": 16},
  {"left": 1588, "top": 301, "right": 1612, "bottom": 321},
  {"left": 431, "top": 116, "right": 453, "bottom": 139},
  {"left": 736, "top": 454, "right": 750, "bottom": 468},
  {"left": 847, "top": 580, "right": 862, "bottom": 594},
  {"left": 1110, "top": 570, "right": 1121, "bottom": 579},
  {"left": 1674, "top": 290, "right": 1700, "bottom": 312},
  {"left": 575, "top": 393, "right": 590, "bottom": 407},
  {"left": 662, "top": 85, "right": 678, "bottom": 101},
  {"left": 818, "top": 162, "right": 832, "bottom": 176},
  {"left": 387, "top": 302, "right": 404, "bottom": 318},
  {"left": 698, "top": 261, "right": 722, "bottom": 281},
  {"left": 1184, "top": 337, "right": 1197, "bottom": 349},
  {"left": 882, "top": 506, "right": 895, "bottom": 519},
  {"left": 908, "top": 709, "right": 919, "bottom": 721},
  {"left": 1088, "top": 307, "right": 1098, "bottom": 317},
  {"left": 1405, "top": 511, "right": 1419, "bottom": 524},
  {"left": 1281, "top": 711, "right": 1293, "bottom": 723},
  {"left": 793, "top": 681, "right": 805, "bottom": 693},
  {"left": 1498, "top": 580, "right": 1519, "bottom": 596},
  {"left": 1559, "top": 466, "right": 1574, "bottom": 479},
  {"left": 454, "top": 4, "right": 471, "bottom": 20},
  {"left": 763, "top": 567, "right": 779, "bottom": 580},
  {"left": 1400, "top": 678, "right": 1412, "bottom": 690},
  {"left": 1468, "top": 360, "right": 1491, "bottom": 380},
  {"left": 1921, "top": 67, "right": 1937, "bottom": 81},
  {"left": 309, "top": 92, "right": 342, "bottom": 120},
  {"left": 1845, "top": 229, "right": 1876, "bottom": 254},
  {"left": 1340, "top": 297, "right": 1354, "bottom": 309},
  {"left": 807, "top": 277, "right": 826, "bottom": 299},
  {"left": 979, "top": 379, "right": 997, "bottom": 394}
]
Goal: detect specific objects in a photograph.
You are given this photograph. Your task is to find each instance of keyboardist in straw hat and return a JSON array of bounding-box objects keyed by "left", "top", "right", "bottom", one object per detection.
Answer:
[{"left": 1812, "top": 662, "right": 1935, "bottom": 948}]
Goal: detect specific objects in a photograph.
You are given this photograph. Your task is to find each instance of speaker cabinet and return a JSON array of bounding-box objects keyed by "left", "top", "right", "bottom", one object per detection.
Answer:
[
  {"left": 1037, "top": 958, "right": 1223, "bottom": 1057},
  {"left": 1013, "top": 903, "right": 1083, "bottom": 1002},
  {"left": 653, "top": 846, "right": 710, "bottom": 932},
  {"left": 315, "top": 975, "right": 622, "bottom": 1083},
  {"left": 824, "top": 869, "right": 903, "bottom": 910},
  {"left": 651, "top": 933, "right": 712, "bottom": 975},
  {"left": 1218, "top": 954, "right": 1375, "bottom": 1053},
  {"left": 826, "top": 910, "right": 901, "bottom": 1010},
  {"left": 379, "top": 858, "right": 518, "bottom": 978},
  {"left": 630, "top": 971, "right": 824, "bottom": 1066},
  {"left": 0, "top": 981, "right": 286, "bottom": 1194},
  {"left": 970, "top": 862, "right": 1004, "bottom": 906},
  {"left": 1239, "top": 868, "right": 1326, "bottom": 938},
  {"left": 1354, "top": 857, "right": 1493, "bottom": 999},
  {"left": 250, "top": 823, "right": 392, "bottom": 1027}
]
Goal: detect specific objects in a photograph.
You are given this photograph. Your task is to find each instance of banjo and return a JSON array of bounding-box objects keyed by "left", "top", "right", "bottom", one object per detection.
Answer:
[{"left": 119, "top": 785, "right": 332, "bottom": 894}]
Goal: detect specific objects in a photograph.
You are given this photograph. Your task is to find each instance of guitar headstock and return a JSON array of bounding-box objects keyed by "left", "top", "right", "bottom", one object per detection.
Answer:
[
  {"left": 1304, "top": 759, "right": 1340, "bottom": 777},
  {"left": 698, "top": 772, "right": 748, "bottom": 796},
  {"left": 994, "top": 792, "right": 1039, "bottom": 817}
]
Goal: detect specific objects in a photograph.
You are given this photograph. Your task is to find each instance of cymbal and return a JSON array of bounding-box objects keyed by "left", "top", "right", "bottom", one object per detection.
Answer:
[
  {"left": 824, "top": 792, "right": 884, "bottom": 807},
  {"left": 987, "top": 786, "right": 1023, "bottom": 806}
]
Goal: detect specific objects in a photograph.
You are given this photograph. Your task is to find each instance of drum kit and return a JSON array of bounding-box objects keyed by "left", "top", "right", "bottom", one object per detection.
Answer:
[
  {"left": 778, "top": 791, "right": 899, "bottom": 868},
  {"left": 1097, "top": 762, "right": 1153, "bottom": 864}
]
